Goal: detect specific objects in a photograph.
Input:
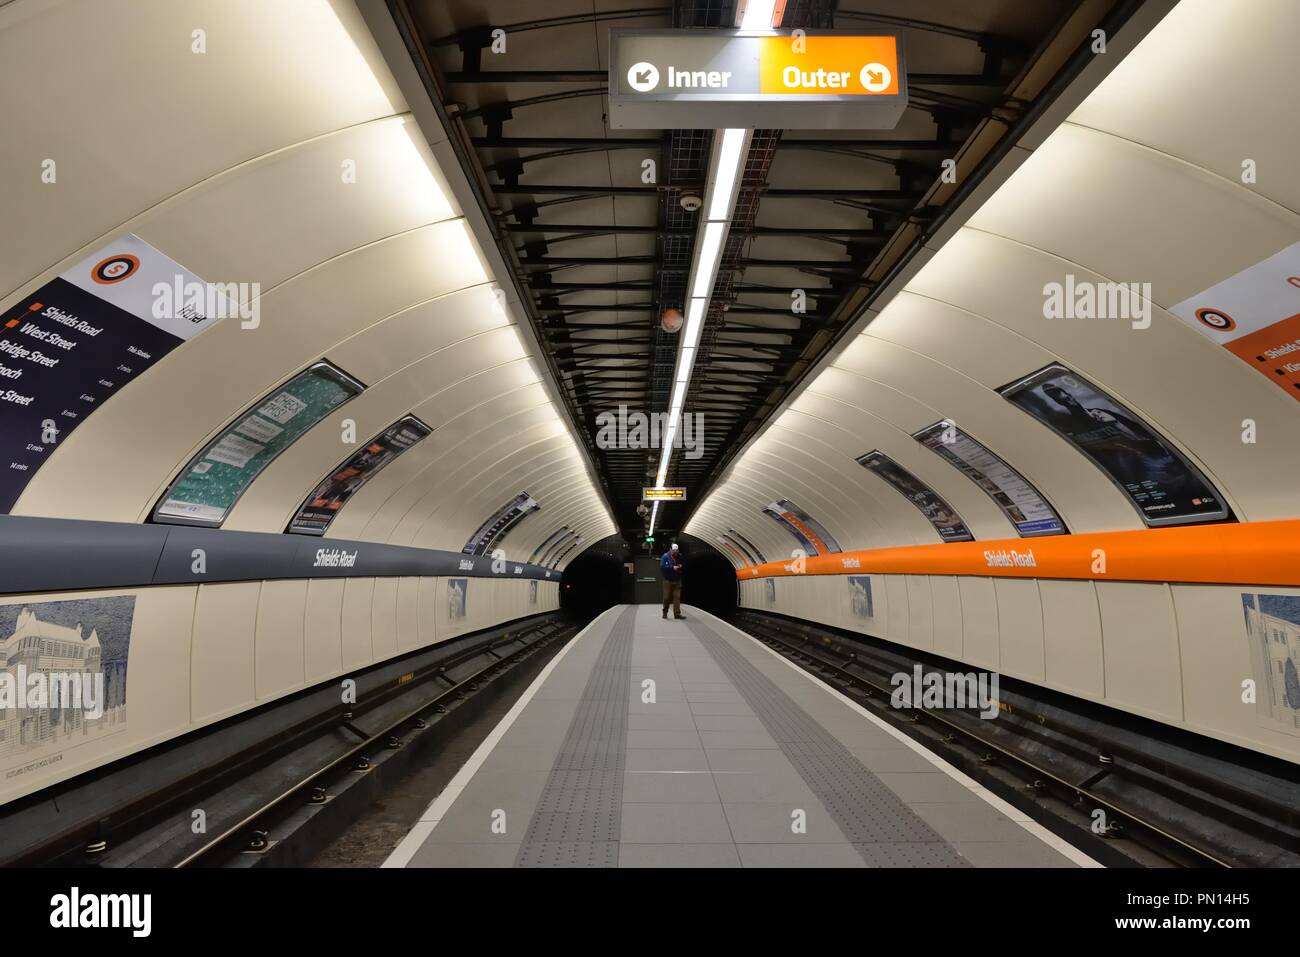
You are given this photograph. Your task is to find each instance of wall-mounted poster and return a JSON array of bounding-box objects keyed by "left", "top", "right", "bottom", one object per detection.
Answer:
[
  {"left": 462, "top": 491, "right": 540, "bottom": 557},
  {"left": 716, "top": 536, "right": 748, "bottom": 567},
  {"left": 913, "top": 420, "right": 1065, "bottom": 537},
  {"left": 529, "top": 579, "right": 538, "bottom": 606},
  {"left": 856, "top": 451, "right": 973, "bottom": 543},
  {"left": 0, "top": 596, "right": 134, "bottom": 779},
  {"left": 848, "top": 575, "right": 874, "bottom": 620},
  {"left": 728, "top": 528, "right": 766, "bottom": 564},
  {"left": 448, "top": 578, "right": 468, "bottom": 621},
  {"left": 288, "top": 415, "right": 431, "bottom": 535},
  {"left": 528, "top": 527, "right": 570, "bottom": 565},
  {"left": 1169, "top": 240, "right": 1300, "bottom": 402},
  {"left": 761, "top": 499, "right": 841, "bottom": 555},
  {"left": 154, "top": 361, "right": 363, "bottom": 526},
  {"left": 1000, "top": 364, "right": 1229, "bottom": 527},
  {"left": 1241, "top": 593, "right": 1300, "bottom": 737},
  {"left": 764, "top": 578, "right": 776, "bottom": 606},
  {"left": 0, "top": 235, "right": 235, "bottom": 514}
]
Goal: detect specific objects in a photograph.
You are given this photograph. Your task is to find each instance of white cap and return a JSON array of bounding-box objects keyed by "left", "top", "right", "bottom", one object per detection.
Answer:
[{"left": 671, "top": 542, "right": 679, "bottom": 549}]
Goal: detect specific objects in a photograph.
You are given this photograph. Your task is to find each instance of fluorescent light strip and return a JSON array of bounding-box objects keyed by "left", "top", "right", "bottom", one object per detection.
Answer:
[
  {"left": 739, "top": 0, "right": 779, "bottom": 29},
  {"left": 707, "top": 128, "right": 748, "bottom": 220},
  {"left": 690, "top": 221, "right": 727, "bottom": 299},
  {"left": 649, "top": 501, "right": 659, "bottom": 535}
]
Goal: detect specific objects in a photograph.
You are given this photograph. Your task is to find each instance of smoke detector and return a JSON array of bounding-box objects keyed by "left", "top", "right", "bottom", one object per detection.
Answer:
[{"left": 679, "top": 193, "right": 703, "bottom": 212}]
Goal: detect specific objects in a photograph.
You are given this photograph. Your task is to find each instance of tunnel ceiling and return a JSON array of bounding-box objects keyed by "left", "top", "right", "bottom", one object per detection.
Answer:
[{"left": 391, "top": 0, "right": 1137, "bottom": 536}]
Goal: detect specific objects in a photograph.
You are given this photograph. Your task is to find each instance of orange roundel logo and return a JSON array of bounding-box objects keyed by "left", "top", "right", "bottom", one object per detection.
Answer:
[
  {"left": 1195, "top": 307, "right": 1236, "bottom": 332},
  {"left": 91, "top": 253, "right": 140, "bottom": 284}
]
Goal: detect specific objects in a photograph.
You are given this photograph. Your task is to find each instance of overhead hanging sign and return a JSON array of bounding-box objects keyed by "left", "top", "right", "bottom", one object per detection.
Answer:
[
  {"left": 643, "top": 486, "right": 686, "bottom": 501},
  {"left": 1168, "top": 240, "right": 1300, "bottom": 402},
  {"left": 608, "top": 29, "right": 907, "bottom": 130}
]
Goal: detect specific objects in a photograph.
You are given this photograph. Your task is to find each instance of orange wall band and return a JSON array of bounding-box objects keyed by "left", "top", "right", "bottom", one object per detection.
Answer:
[{"left": 734, "top": 519, "right": 1300, "bottom": 587}]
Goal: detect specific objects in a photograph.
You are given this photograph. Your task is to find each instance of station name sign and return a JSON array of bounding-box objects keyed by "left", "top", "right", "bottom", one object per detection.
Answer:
[
  {"left": 608, "top": 29, "right": 906, "bottom": 130},
  {"left": 643, "top": 487, "right": 687, "bottom": 502}
]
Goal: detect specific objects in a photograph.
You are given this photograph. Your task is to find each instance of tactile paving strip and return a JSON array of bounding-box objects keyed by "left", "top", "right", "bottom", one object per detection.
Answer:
[
  {"left": 515, "top": 607, "right": 636, "bottom": 867},
  {"left": 689, "top": 622, "right": 970, "bottom": 868}
]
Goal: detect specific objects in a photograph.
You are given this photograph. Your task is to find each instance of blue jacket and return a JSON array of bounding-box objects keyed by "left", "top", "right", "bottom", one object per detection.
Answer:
[{"left": 660, "top": 550, "right": 683, "bottom": 581}]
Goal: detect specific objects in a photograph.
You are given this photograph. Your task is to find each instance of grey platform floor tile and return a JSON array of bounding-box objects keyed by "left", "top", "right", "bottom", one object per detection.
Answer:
[
  {"left": 409, "top": 842, "right": 523, "bottom": 868},
  {"left": 909, "top": 801, "right": 1037, "bottom": 844},
  {"left": 689, "top": 701, "right": 758, "bottom": 715},
  {"left": 516, "top": 842, "right": 620, "bottom": 868},
  {"left": 625, "top": 748, "right": 711, "bottom": 772},
  {"left": 874, "top": 771, "right": 982, "bottom": 804},
  {"left": 711, "top": 770, "right": 819, "bottom": 804},
  {"left": 627, "top": 728, "right": 704, "bottom": 750},
  {"left": 478, "top": 744, "right": 569, "bottom": 773},
  {"left": 691, "top": 714, "right": 768, "bottom": 732},
  {"left": 705, "top": 748, "right": 798, "bottom": 773},
  {"left": 620, "top": 803, "right": 735, "bottom": 844},
  {"left": 628, "top": 711, "right": 701, "bottom": 731},
  {"left": 698, "top": 730, "right": 780, "bottom": 750},
  {"left": 622, "top": 771, "right": 721, "bottom": 803},
  {"left": 722, "top": 802, "right": 851, "bottom": 844},
  {"left": 848, "top": 747, "right": 941, "bottom": 773},
  {"left": 736, "top": 844, "right": 867, "bottom": 868},
  {"left": 686, "top": 691, "right": 748, "bottom": 703},
  {"left": 952, "top": 840, "right": 1077, "bottom": 868},
  {"left": 853, "top": 843, "right": 972, "bottom": 868},
  {"left": 619, "top": 844, "right": 742, "bottom": 868}
]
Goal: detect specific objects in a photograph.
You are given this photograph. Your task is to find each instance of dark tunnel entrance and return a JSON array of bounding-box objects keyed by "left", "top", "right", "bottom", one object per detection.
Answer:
[{"left": 560, "top": 536, "right": 737, "bottom": 621}]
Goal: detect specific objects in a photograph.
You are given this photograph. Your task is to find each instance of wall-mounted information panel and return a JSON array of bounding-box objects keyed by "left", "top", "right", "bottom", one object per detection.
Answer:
[
  {"left": 0, "top": 235, "right": 232, "bottom": 514},
  {"left": 288, "top": 415, "right": 431, "bottom": 536},
  {"left": 153, "top": 361, "right": 363, "bottom": 527},
  {"left": 608, "top": 29, "right": 906, "bottom": 129},
  {"left": 761, "top": 498, "right": 841, "bottom": 555},
  {"left": 856, "top": 451, "right": 974, "bottom": 543},
  {"left": 913, "top": 420, "right": 1065, "bottom": 537},
  {"left": 462, "top": 491, "right": 540, "bottom": 556},
  {"left": 1000, "top": 364, "right": 1230, "bottom": 527}
]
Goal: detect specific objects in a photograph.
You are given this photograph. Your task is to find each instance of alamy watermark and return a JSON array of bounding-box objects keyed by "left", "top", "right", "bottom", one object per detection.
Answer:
[
  {"left": 1043, "top": 274, "right": 1151, "bottom": 329},
  {"left": 152, "top": 276, "right": 261, "bottom": 329},
  {"left": 890, "top": 664, "right": 1000, "bottom": 719},
  {"left": 595, "top": 404, "right": 704, "bottom": 459}
]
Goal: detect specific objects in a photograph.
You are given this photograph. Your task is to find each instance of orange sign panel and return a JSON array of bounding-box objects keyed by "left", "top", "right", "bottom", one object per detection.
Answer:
[{"left": 758, "top": 36, "right": 899, "bottom": 95}]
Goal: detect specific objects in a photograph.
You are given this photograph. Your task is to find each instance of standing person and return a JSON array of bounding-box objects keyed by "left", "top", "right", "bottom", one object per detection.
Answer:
[{"left": 660, "top": 542, "right": 685, "bottom": 620}]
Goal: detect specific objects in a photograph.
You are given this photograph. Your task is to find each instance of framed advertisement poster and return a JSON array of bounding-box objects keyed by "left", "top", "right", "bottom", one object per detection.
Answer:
[
  {"left": 999, "top": 364, "right": 1229, "bottom": 527},
  {"left": 913, "top": 420, "right": 1065, "bottom": 537},
  {"left": 154, "top": 361, "right": 364, "bottom": 526},
  {"left": 856, "top": 451, "right": 974, "bottom": 543},
  {"left": 288, "top": 415, "right": 431, "bottom": 535}
]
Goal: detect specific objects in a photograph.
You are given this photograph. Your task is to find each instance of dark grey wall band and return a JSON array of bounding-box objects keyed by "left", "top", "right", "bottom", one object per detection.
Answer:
[{"left": 0, "top": 515, "right": 564, "bottom": 596}]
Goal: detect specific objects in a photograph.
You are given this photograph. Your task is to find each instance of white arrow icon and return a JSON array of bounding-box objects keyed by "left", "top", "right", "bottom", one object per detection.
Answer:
[
  {"left": 627, "top": 62, "right": 660, "bottom": 93},
  {"left": 860, "top": 62, "right": 891, "bottom": 93}
]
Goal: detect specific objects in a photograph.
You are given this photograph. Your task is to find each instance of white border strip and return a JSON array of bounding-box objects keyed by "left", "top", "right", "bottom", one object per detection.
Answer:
[
  {"left": 692, "top": 605, "right": 1102, "bottom": 868},
  {"left": 381, "top": 604, "right": 623, "bottom": 868}
]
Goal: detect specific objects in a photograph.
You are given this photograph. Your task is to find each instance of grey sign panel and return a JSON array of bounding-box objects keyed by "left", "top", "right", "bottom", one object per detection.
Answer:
[{"left": 608, "top": 29, "right": 907, "bottom": 130}]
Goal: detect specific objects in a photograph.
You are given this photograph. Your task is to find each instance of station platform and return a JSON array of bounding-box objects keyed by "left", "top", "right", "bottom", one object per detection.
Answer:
[{"left": 384, "top": 605, "right": 1096, "bottom": 868}]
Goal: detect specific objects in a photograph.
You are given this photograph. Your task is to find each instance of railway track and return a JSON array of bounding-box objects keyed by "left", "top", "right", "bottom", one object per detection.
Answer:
[
  {"left": 3, "top": 613, "right": 581, "bottom": 868},
  {"left": 731, "top": 609, "right": 1300, "bottom": 868}
]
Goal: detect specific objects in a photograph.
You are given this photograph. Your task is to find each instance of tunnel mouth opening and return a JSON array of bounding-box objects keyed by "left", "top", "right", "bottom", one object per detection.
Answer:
[{"left": 560, "top": 547, "right": 625, "bottom": 620}]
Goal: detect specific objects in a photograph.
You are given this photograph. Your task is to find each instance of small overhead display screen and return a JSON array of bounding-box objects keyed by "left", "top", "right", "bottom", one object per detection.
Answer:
[
  {"left": 760, "top": 498, "right": 841, "bottom": 555},
  {"left": 856, "top": 451, "right": 973, "bottom": 543},
  {"left": 913, "top": 420, "right": 1065, "bottom": 537},
  {"left": 288, "top": 415, "right": 431, "bottom": 536},
  {"left": 462, "top": 491, "right": 540, "bottom": 557},
  {"left": 154, "top": 361, "right": 363, "bottom": 526},
  {"left": 1000, "top": 364, "right": 1230, "bottom": 527}
]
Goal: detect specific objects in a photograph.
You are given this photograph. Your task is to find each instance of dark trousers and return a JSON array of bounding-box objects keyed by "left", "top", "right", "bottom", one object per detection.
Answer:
[{"left": 661, "top": 579, "right": 682, "bottom": 618}]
